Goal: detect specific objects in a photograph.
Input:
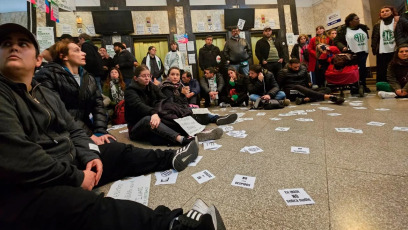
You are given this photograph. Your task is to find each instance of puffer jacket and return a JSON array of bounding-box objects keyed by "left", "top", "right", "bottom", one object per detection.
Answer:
[
  {"left": 248, "top": 69, "right": 279, "bottom": 97},
  {"left": 278, "top": 64, "right": 311, "bottom": 92},
  {"left": 124, "top": 80, "right": 166, "bottom": 128},
  {"left": 35, "top": 62, "right": 107, "bottom": 136},
  {"left": 0, "top": 74, "right": 99, "bottom": 188},
  {"left": 334, "top": 24, "right": 370, "bottom": 52},
  {"left": 387, "top": 61, "right": 408, "bottom": 91},
  {"left": 223, "top": 37, "right": 252, "bottom": 64}
]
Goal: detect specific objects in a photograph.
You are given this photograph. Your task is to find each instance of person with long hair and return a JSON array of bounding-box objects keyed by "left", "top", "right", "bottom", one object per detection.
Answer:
[
  {"left": 141, "top": 45, "right": 164, "bottom": 85},
  {"left": 290, "top": 34, "right": 309, "bottom": 67},
  {"left": 334, "top": 13, "right": 371, "bottom": 93},
  {"left": 308, "top": 26, "right": 331, "bottom": 88},
  {"left": 371, "top": 6, "right": 399, "bottom": 84},
  {"left": 102, "top": 67, "right": 126, "bottom": 118},
  {"left": 218, "top": 67, "right": 249, "bottom": 107},
  {"left": 377, "top": 44, "right": 408, "bottom": 98}
]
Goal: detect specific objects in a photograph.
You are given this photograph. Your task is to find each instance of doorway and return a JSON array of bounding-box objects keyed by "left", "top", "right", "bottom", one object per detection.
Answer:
[{"left": 133, "top": 39, "right": 169, "bottom": 65}]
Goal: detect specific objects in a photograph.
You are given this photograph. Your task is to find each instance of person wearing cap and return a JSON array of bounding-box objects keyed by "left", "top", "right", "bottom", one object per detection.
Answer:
[
  {"left": 198, "top": 35, "right": 221, "bottom": 71},
  {"left": 0, "top": 23, "right": 228, "bottom": 230},
  {"left": 113, "top": 42, "right": 135, "bottom": 87},
  {"left": 255, "top": 26, "right": 284, "bottom": 82},
  {"left": 223, "top": 26, "right": 252, "bottom": 76}
]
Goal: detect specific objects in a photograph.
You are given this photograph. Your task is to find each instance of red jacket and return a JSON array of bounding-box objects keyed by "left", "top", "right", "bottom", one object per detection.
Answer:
[{"left": 307, "top": 36, "right": 331, "bottom": 72}]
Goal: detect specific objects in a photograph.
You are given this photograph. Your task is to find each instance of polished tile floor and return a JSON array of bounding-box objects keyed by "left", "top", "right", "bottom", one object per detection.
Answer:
[{"left": 102, "top": 91, "right": 407, "bottom": 230}]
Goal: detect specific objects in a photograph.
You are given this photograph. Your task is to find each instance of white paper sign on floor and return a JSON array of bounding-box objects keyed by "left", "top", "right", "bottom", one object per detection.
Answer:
[
  {"left": 203, "top": 142, "right": 222, "bottom": 150},
  {"left": 327, "top": 113, "right": 342, "bottom": 116},
  {"left": 295, "top": 118, "right": 314, "bottom": 122},
  {"left": 310, "top": 103, "right": 320, "bottom": 106},
  {"left": 278, "top": 188, "right": 315, "bottom": 206},
  {"left": 306, "top": 109, "right": 316, "bottom": 112},
  {"left": 270, "top": 117, "right": 282, "bottom": 121},
  {"left": 349, "top": 102, "right": 363, "bottom": 106},
  {"left": 226, "top": 130, "right": 248, "bottom": 138},
  {"left": 287, "top": 105, "right": 297, "bottom": 108},
  {"left": 291, "top": 146, "right": 310, "bottom": 154},
  {"left": 231, "top": 174, "right": 256, "bottom": 189},
  {"left": 218, "top": 125, "right": 234, "bottom": 132},
  {"left": 107, "top": 175, "right": 151, "bottom": 206},
  {"left": 275, "top": 127, "right": 290, "bottom": 131},
  {"left": 191, "top": 108, "right": 211, "bottom": 114},
  {"left": 192, "top": 170, "right": 215, "bottom": 184},
  {"left": 353, "top": 107, "right": 367, "bottom": 110},
  {"left": 188, "top": 156, "right": 203, "bottom": 166},
  {"left": 240, "top": 146, "right": 263, "bottom": 154},
  {"left": 236, "top": 112, "right": 246, "bottom": 117},
  {"left": 318, "top": 107, "right": 334, "bottom": 111},
  {"left": 155, "top": 169, "right": 178, "bottom": 185},
  {"left": 174, "top": 116, "right": 205, "bottom": 136},
  {"left": 256, "top": 112, "right": 266, "bottom": 116},
  {"left": 367, "top": 121, "right": 386, "bottom": 126},
  {"left": 335, "top": 128, "right": 363, "bottom": 134},
  {"left": 393, "top": 127, "right": 408, "bottom": 132},
  {"left": 375, "top": 108, "right": 390, "bottom": 111}
]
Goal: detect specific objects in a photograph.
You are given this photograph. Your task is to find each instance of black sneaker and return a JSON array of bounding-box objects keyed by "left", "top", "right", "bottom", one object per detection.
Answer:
[
  {"left": 364, "top": 86, "right": 371, "bottom": 93},
  {"left": 329, "top": 96, "right": 345, "bottom": 105},
  {"left": 172, "top": 138, "right": 199, "bottom": 172},
  {"left": 216, "top": 114, "right": 238, "bottom": 125},
  {"left": 172, "top": 199, "right": 226, "bottom": 230},
  {"left": 196, "top": 128, "right": 223, "bottom": 142},
  {"left": 181, "top": 136, "right": 196, "bottom": 146},
  {"left": 295, "top": 97, "right": 304, "bottom": 105}
]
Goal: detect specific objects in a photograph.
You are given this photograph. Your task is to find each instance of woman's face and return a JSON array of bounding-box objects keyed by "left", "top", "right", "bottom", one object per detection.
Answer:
[
  {"left": 349, "top": 16, "right": 360, "bottom": 27},
  {"left": 380, "top": 8, "right": 393, "bottom": 19},
  {"left": 64, "top": 43, "right": 86, "bottom": 66},
  {"left": 228, "top": 70, "right": 237, "bottom": 80},
  {"left": 168, "top": 69, "right": 180, "bottom": 84},
  {"left": 398, "top": 47, "right": 408, "bottom": 60},
  {"left": 135, "top": 69, "right": 151, "bottom": 86},
  {"left": 316, "top": 27, "right": 325, "bottom": 35},
  {"left": 299, "top": 36, "right": 307, "bottom": 44},
  {"left": 110, "top": 69, "right": 119, "bottom": 79},
  {"left": 149, "top": 47, "right": 156, "bottom": 56}
]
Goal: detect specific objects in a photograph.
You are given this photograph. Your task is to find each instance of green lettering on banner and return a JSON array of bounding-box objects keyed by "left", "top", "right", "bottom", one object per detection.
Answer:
[
  {"left": 354, "top": 33, "right": 366, "bottom": 43},
  {"left": 382, "top": 30, "right": 394, "bottom": 42}
]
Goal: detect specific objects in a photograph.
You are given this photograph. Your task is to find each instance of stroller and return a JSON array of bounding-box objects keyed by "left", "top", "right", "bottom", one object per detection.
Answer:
[{"left": 320, "top": 47, "right": 362, "bottom": 97}]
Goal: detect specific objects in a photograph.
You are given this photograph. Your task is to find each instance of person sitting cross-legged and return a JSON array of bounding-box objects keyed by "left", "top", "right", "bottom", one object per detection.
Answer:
[
  {"left": 199, "top": 67, "right": 224, "bottom": 107},
  {"left": 247, "top": 64, "right": 289, "bottom": 109},
  {"left": 219, "top": 66, "right": 249, "bottom": 107},
  {"left": 278, "top": 58, "right": 344, "bottom": 105},
  {"left": 0, "top": 23, "right": 227, "bottom": 230}
]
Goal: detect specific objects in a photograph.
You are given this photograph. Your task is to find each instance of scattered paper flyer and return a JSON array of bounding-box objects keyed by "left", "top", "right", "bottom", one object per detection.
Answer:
[
  {"left": 291, "top": 146, "right": 310, "bottom": 154},
  {"left": 191, "top": 108, "right": 211, "bottom": 114},
  {"left": 310, "top": 103, "right": 320, "bottom": 106},
  {"left": 226, "top": 130, "right": 248, "bottom": 138},
  {"left": 306, "top": 109, "right": 316, "bottom": 112},
  {"left": 174, "top": 116, "right": 205, "bottom": 136},
  {"left": 295, "top": 118, "right": 314, "bottom": 122},
  {"left": 393, "top": 127, "right": 408, "bottom": 132},
  {"left": 353, "top": 107, "right": 367, "bottom": 110},
  {"left": 287, "top": 105, "right": 297, "bottom": 108},
  {"left": 119, "top": 129, "right": 128, "bottom": 133},
  {"left": 335, "top": 128, "right": 363, "bottom": 134},
  {"left": 367, "top": 121, "right": 386, "bottom": 126},
  {"left": 270, "top": 117, "right": 282, "bottom": 121},
  {"left": 229, "top": 110, "right": 237, "bottom": 112},
  {"left": 275, "top": 127, "right": 290, "bottom": 132},
  {"left": 349, "top": 102, "right": 363, "bottom": 106},
  {"left": 155, "top": 169, "right": 178, "bottom": 185},
  {"left": 279, "top": 113, "right": 295, "bottom": 117},
  {"left": 327, "top": 113, "right": 342, "bottom": 116},
  {"left": 278, "top": 188, "right": 315, "bottom": 206},
  {"left": 203, "top": 142, "right": 222, "bottom": 150},
  {"left": 107, "top": 124, "right": 128, "bottom": 131},
  {"left": 231, "top": 174, "right": 256, "bottom": 189},
  {"left": 242, "top": 118, "right": 254, "bottom": 121},
  {"left": 375, "top": 108, "right": 390, "bottom": 111},
  {"left": 236, "top": 112, "right": 246, "bottom": 117},
  {"left": 188, "top": 156, "right": 203, "bottom": 166},
  {"left": 318, "top": 107, "right": 334, "bottom": 111},
  {"left": 256, "top": 112, "right": 266, "bottom": 116},
  {"left": 107, "top": 175, "right": 151, "bottom": 206},
  {"left": 192, "top": 170, "right": 215, "bottom": 184},
  {"left": 218, "top": 125, "right": 234, "bottom": 132},
  {"left": 240, "top": 146, "right": 263, "bottom": 154}
]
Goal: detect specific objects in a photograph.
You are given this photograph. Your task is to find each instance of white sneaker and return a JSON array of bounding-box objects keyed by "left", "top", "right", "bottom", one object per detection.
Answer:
[{"left": 378, "top": 91, "right": 396, "bottom": 99}]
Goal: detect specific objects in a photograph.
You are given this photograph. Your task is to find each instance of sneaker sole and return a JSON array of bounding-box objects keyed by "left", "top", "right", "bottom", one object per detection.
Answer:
[
  {"left": 173, "top": 139, "right": 199, "bottom": 172},
  {"left": 253, "top": 98, "right": 261, "bottom": 109},
  {"left": 216, "top": 114, "right": 238, "bottom": 125},
  {"left": 196, "top": 128, "right": 223, "bottom": 142}
]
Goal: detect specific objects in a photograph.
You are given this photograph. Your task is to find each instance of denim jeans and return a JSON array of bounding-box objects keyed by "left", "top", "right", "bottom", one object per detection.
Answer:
[
  {"left": 229, "top": 64, "right": 249, "bottom": 76},
  {"left": 249, "top": 90, "right": 286, "bottom": 101}
]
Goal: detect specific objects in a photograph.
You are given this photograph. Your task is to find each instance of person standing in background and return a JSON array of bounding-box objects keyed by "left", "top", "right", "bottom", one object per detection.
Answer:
[
  {"left": 142, "top": 46, "right": 164, "bottom": 85},
  {"left": 199, "top": 35, "right": 221, "bottom": 71},
  {"left": 113, "top": 42, "right": 135, "bottom": 87},
  {"left": 223, "top": 26, "right": 252, "bottom": 76}
]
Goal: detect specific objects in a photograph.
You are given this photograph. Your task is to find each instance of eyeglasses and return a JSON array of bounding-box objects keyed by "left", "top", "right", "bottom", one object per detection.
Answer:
[{"left": 139, "top": 74, "right": 152, "bottom": 78}]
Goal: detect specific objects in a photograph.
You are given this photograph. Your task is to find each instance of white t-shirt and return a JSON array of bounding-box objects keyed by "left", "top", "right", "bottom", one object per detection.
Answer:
[
  {"left": 379, "top": 19, "right": 395, "bottom": 54},
  {"left": 72, "top": 74, "right": 81, "bottom": 86},
  {"left": 346, "top": 27, "right": 368, "bottom": 53}
]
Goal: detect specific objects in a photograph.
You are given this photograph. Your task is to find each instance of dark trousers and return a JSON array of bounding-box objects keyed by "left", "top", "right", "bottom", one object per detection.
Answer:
[
  {"left": 376, "top": 52, "right": 394, "bottom": 83},
  {"left": 129, "top": 116, "right": 180, "bottom": 146},
  {"left": 187, "top": 94, "right": 199, "bottom": 105},
  {"left": 285, "top": 85, "right": 329, "bottom": 101},
  {"left": 124, "top": 78, "right": 132, "bottom": 88},
  {"left": 201, "top": 92, "right": 218, "bottom": 107},
  {"left": 0, "top": 142, "right": 179, "bottom": 230},
  {"left": 219, "top": 94, "right": 249, "bottom": 107},
  {"left": 356, "top": 52, "right": 369, "bottom": 86},
  {"left": 262, "top": 62, "right": 282, "bottom": 81}
]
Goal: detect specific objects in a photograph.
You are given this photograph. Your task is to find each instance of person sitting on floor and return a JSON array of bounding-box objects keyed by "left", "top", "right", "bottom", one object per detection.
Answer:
[
  {"left": 0, "top": 23, "right": 224, "bottom": 230},
  {"left": 181, "top": 71, "right": 200, "bottom": 106},
  {"left": 278, "top": 58, "right": 345, "bottom": 105},
  {"left": 376, "top": 44, "right": 408, "bottom": 99},
  {"left": 247, "top": 64, "right": 289, "bottom": 109},
  {"left": 102, "top": 67, "right": 126, "bottom": 120},
  {"left": 218, "top": 66, "right": 249, "bottom": 107},
  {"left": 199, "top": 67, "right": 225, "bottom": 107}
]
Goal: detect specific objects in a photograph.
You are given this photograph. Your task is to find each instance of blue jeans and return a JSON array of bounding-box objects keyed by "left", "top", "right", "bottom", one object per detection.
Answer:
[
  {"left": 249, "top": 91, "right": 286, "bottom": 101},
  {"left": 229, "top": 64, "right": 249, "bottom": 76}
]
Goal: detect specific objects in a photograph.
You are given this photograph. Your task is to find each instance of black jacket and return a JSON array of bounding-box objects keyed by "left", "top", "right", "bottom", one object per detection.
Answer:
[
  {"left": 81, "top": 41, "right": 104, "bottom": 77},
  {"left": 225, "top": 74, "right": 249, "bottom": 97},
  {"left": 255, "top": 37, "right": 284, "bottom": 63},
  {"left": 278, "top": 64, "right": 311, "bottom": 92},
  {"left": 160, "top": 81, "right": 189, "bottom": 105},
  {"left": 0, "top": 75, "right": 99, "bottom": 188},
  {"left": 199, "top": 73, "right": 225, "bottom": 94},
  {"left": 387, "top": 61, "right": 408, "bottom": 91},
  {"left": 247, "top": 70, "right": 279, "bottom": 97},
  {"left": 113, "top": 50, "right": 135, "bottom": 79},
  {"left": 371, "top": 16, "right": 395, "bottom": 55},
  {"left": 223, "top": 37, "right": 252, "bottom": 64},
  {"left": 395, "top": 12, "right": 408, "bottom": 46},
  {"left": 35, "top": 63, "right": 107, "bottom": 136},
  {"left": 199, "top": 44, "right": 221, "bottom": 70},
  {"left": 124, "top": 80, "right": 166, "bottom": 128},
  {"left": 334, "top": 24, "right": 370, "bottom": 52}
]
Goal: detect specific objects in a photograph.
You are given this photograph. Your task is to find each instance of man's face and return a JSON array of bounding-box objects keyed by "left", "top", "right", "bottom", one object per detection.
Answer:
[
  {"left": 99, "top": 48, "right": 107, "bottom": 57},
  {"left": 204, "top": 70, "right": 214, "bottom": 79},
  {"left": 205, "top": 37, "right": 213, "bottom": 46},
  {"left": 248, "top": 70, "right": 258, "bottom": 79},
  {"left": 289, "top": 63, "right": 301, "bottom": 71},
  {"left": 0, "top": 32, "right": 42, "bottom": 79},
  {"left": 78, "top": 37, "right": 85, "bottom": 45},
  {"left": 263, "top": 29, "right": 272, "bottom": 38},
  {"left": 149, "top": 47, "right": 156, "bottom": 56},
  {"left": 181, "top": 73, "right": 191, "bottom": 83},
  {"left": 113, "top": 45, "right": 121, "bottom": 54},
  {"left": 231, "top": 29, "right": 240, "bottom": 37}
]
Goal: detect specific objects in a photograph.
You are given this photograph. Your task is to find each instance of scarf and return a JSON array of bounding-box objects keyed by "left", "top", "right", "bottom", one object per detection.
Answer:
[
  {"left": 110, "top": 80, "right": 124, "bottom": 104},
  {"left": 145, "top": 55, "right": 162, "bottom": 72}
]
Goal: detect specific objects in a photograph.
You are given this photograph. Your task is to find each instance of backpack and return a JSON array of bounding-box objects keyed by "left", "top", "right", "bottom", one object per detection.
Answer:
[
  {"left": 112, "top": 100, "right": 126, "bottom": 125},
  {"left": 332, "top": 53, "right": 356, "bottom": 69}
]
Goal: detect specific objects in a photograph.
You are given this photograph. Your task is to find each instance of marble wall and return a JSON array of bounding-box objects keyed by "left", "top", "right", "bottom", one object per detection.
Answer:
[
  {"left": 0, "top": 12, "right": 27, "bottom": 27},
  {"left": 190, "top": 10, "right": 225, "bottom": 33},
  {"left": 254, "top": 8, "right": 280, "bottom": 30}
]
